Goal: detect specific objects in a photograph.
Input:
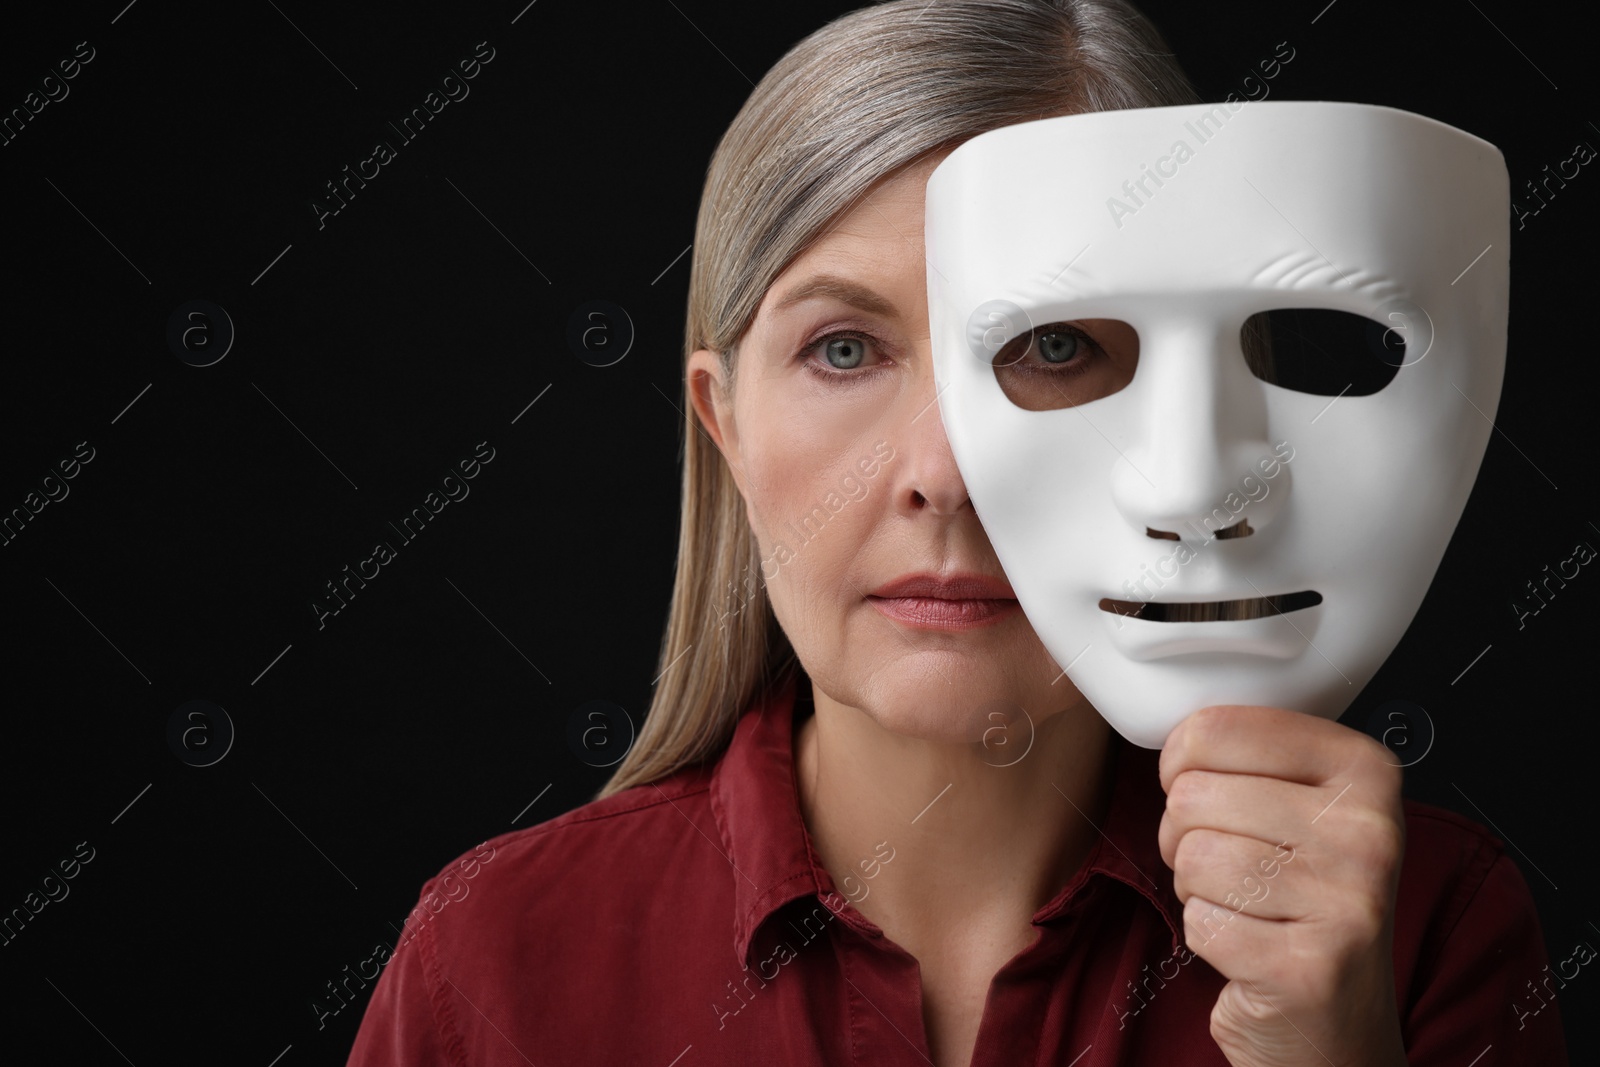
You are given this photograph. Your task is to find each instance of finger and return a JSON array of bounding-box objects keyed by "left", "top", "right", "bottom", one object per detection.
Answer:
[
  {"left": 1169, "top": 828, "right": 1305, "bottom": 921},
  {"left": 1159, "top": 705, "right": 1391, "bottom": 795},
  {"left": 1183, "top": 890, "right": 1394, "bottom": 1016},
  {"left": 1157, "top": 769, "right": 1367, "bottom": 867},
  {"left": 1164, "top": 821, "right": 1398, "bottom": 921},
  {"left": 1182, "top": 894, "right": 1312, "bottom": 991}
]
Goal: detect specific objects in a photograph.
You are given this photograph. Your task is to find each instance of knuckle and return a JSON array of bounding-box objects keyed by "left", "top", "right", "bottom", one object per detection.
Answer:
[
  {"left": 1349, "top": 809, "right": 1404, "bottom": 869},
  {"left": 1351, "top": 731, "right": 1404, "bottom": 786},
  {"left": 1173, "top": 827, "right": 1222, "bottom": 873},
  {"left": 1188, "top": 704, "right": 1230, "bottom": 746},
  {"left": 1166, "top": 770, "right": 1210, "bottom": 821},
  {"left": 1325, "top": 904, "right": 1387, "bottom": 961}
]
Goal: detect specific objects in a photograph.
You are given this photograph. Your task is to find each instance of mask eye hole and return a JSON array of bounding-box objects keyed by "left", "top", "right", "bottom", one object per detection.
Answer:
[
  {"left": 1241, "top": 308, "right": 1403, "bottom": 396},
  {"left": 989, "top": 318, "right": 1140, "bottom": 412}
]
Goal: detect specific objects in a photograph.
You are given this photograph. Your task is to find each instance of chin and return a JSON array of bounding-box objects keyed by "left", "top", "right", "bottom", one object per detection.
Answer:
[{"left": 832, "top": 653, "right": 1046, "bottom": 746}]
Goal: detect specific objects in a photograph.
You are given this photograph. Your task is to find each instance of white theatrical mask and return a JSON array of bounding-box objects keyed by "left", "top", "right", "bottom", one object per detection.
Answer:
[{"left": 924, "top": 101, "right": 1509, "bottom": 749}]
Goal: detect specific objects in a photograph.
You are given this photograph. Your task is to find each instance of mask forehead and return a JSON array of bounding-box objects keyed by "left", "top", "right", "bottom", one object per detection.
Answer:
[
  {"left": 928, "top": 102, "right": 1504, "bottom": 325},
  {"left": 924, "top": 101, "right": 1509, "bottom": 749}
]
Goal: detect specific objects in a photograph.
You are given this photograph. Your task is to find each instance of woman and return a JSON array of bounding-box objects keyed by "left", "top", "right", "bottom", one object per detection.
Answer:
[{"left": 348, "top": 1, "right": 1566, "bottom": 1064}]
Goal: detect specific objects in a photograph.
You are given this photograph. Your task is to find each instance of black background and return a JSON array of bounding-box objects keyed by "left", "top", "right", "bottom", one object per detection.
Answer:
[{"left": 0, "top": 0, "right": 1593, "bottom": 1063}]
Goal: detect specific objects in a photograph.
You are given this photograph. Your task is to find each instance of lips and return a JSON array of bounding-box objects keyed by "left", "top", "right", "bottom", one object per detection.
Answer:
[
  {"left": 871, "top": 573, "right": 1017, "bottom": 599},
  {"left": 867, "top": 572, "right": 1020, "bottom": 631}
]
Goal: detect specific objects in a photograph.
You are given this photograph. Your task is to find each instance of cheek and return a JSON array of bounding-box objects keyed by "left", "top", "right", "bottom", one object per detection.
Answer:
[
  {"left": 740, "top": 438, "right": 882, "bottom": 633},
  {"left": 737, "top": 384, "right": 889, "bottom": 562},
  {"left": 730, "top": 370, "right": 911, "bottom": 678},
  {"left": 741, "top": 433, "right": 821, "bottom": 542},
  {"left": 750, "top": 448, "right": 876, "bottom": 583}
]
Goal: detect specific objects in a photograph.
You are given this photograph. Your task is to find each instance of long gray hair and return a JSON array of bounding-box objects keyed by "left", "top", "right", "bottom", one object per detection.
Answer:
[{"left": 599, "top": 0, "right": 1200, "bottom": 798}]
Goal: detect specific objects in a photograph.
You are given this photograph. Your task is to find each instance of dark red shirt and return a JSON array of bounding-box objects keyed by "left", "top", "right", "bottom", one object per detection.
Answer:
[{"left": 347, "top": 673, "right": 1568, "bottom": 1065}]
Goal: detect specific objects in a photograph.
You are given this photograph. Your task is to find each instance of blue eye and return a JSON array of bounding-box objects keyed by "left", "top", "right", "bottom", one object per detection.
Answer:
[
  {"left": 798, "top": 328, "right": 891, "bottom": 383},
  {"left": 993, "top": 324, "right": 1097, "bottom": 371},
  {"left": 824, "top": 335, "right": 867, "bottom": 370},
  {"left": 1036, "top": 330, "right": 1080, "bottom": 364},
  {"left": 991, "top": 319, "right": 1138, "bottom": 411}
]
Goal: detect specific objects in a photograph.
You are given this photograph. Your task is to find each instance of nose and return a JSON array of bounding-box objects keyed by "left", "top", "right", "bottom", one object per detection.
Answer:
[
  {"left": 1109, "top": 319, "right": 1286, "bottom": 541},
  {"left": 898, "top": 372, "right": 971, "bottom": 516}
]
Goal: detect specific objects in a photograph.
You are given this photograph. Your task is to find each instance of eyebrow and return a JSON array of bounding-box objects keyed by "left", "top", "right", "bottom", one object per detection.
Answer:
[{"left": 772, "top": 273, "right": 898, "bottom": 317}]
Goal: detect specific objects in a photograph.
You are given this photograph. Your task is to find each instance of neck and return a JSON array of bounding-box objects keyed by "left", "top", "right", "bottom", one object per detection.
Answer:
[{"left": 793, "top": 676, "right": 1117, "bottom": 951}]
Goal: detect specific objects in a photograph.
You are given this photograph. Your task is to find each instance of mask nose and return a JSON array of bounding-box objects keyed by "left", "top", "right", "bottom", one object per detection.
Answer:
[{"left": 1109, "top": 320, "right": 1286, "bottom": 542}]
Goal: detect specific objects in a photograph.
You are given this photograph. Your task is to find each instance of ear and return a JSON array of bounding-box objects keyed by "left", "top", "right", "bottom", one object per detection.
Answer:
[{"left": 686, "top": 347, "right": 746, "bottom": 493}]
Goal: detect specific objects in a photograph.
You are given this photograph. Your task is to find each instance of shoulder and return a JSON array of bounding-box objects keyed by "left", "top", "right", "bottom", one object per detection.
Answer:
[
  {"left": 347, "top": 765, "right": 735, "bottom": 1065},
  {"left": 481, "top": 763, "right": 715, "bottom": 865},
  {"left": 1393, "top": 798, "right": 1518, "bottom": 961},
  {"left": 1397, "top": 799, "right": 1507, "bottom": 907},
  {"left": 392, "top": 763, "right": 729, "bottom": 972},
  {"left": 422, "top": 762, "right": 715, "bottom": 915},
  {"left": 1390, "top": 797, "right": 1567, "bottom": 1058}
]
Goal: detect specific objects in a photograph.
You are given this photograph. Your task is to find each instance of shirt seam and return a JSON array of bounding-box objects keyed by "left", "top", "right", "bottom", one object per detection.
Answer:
[
  {"left": 1401, "top": 808, "right": 1506, "bottom": 994},
  {"left": 836, "top": 926, "right": 863, "bottom": 1064},
  {"left": 489, "top": 782, "right": 713, "bottom": 850},
  {"left": 1421, "top": 822, "right": 1502, "bottom": 944},
  {"left": 416, "top": 878, "right": 472, "bottom": 1067}
]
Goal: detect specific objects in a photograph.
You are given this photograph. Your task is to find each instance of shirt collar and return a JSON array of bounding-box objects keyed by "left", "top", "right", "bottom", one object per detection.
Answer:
[
  {"left": 1034, "top": 729, "right": 1188, "bottom": 956},
  {"left": 709, "top": 670, "right": 826, "bottom": 967},
  {"left": 709, "top": 670, "right": 1186, "bottom": 967}
]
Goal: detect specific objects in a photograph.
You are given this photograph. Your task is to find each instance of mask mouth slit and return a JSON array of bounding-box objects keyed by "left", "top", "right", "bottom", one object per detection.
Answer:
[{"left": 1097, "top": 590, "right": 1322, "bottom": 622}]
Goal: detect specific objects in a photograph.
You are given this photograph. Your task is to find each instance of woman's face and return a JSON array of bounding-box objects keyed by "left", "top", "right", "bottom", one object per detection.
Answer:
[{"left": 688, "top": 149, "right": 1134, "bottom": 744}]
